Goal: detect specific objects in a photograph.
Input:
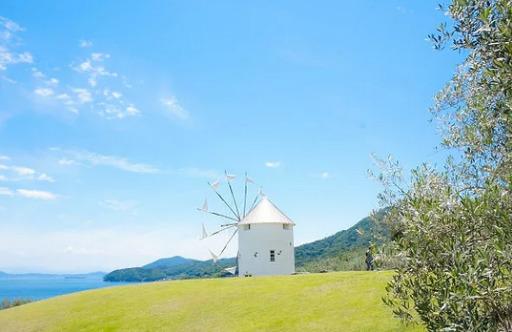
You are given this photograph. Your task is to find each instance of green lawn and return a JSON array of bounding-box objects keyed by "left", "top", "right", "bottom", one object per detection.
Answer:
[{"left": 0, "top": 271, "right": 424, "bottom": 332}]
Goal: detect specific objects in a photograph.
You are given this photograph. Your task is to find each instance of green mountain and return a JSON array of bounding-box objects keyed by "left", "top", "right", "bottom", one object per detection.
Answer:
[
  {"left": 143, "top": 256, "right": 198, "bottom": 269},
  {"left": 104, "top": 258, "right": 236, "bottom": 282},
  {"left": 104, "top": 211, "right": 388, "bottom": 282}
]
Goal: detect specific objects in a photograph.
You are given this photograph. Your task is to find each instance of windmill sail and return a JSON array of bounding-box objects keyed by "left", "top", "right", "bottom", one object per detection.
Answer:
[
  {"left": 200, "top": 223, "right": 208, "bottom": 240},
  {"left": 198, "top": 199, "right": 208, "bottom": 212},
  {"left": 210, "top": 180, "right": 221, "bottom": 190},
  {"left": 209, "top": 249, "right": 219, "bottom": 263},
  {"left": 224, "top": 266, "right": 237, "bottom": 274}
]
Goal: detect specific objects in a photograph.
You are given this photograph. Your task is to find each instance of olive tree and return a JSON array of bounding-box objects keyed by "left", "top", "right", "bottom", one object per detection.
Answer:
[{"left": 375, "top": 1, "right": 512, "bottom": 331}]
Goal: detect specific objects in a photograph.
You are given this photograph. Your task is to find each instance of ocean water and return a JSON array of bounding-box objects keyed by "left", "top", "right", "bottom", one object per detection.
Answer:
[{"left": 0, "top": 274, "right": 128, "bottom": 301}]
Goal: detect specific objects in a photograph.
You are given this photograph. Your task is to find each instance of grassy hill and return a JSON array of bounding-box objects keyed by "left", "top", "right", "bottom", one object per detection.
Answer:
[{"left": 0, "top": 271, "right": 423, "bottom": 332}]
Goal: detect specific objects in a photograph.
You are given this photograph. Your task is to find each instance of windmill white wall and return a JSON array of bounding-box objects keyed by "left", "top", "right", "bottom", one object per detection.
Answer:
[{"left": 237, "top": 197, "right": 295, "bottom": 276}]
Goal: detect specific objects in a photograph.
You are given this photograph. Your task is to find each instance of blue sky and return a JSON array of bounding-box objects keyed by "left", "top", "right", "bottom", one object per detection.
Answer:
[{"left": 0, "top": 1, "right": 460, "bottom": 273}]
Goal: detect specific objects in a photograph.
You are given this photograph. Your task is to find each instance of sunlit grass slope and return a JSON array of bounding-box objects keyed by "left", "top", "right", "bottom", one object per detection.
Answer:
[{"left": 0, "top": 271, "right": 424, "bottom": 332}]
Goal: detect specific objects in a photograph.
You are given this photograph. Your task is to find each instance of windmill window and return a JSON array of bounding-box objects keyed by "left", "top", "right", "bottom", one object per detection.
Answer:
[
  {"left": 270, "top": 250, "right": 275, "bottom": 262},
  {"left": 283, "top": 224, "right": 291, "bottom": 230},
  {"left": 242, "top": 224, "right": 250, "bottom": 231}
]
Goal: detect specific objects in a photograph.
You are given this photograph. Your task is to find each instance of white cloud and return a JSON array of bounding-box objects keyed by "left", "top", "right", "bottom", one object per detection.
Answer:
[
  {"left": 319, "top": 171, "right": 331, "bottom": 179},
  {"left": 59, "top": 149, "right": 159, "bottom": 174},
  {"left": 11, "top": 166, "right": 36, "bottom": 176},
  {"left": 58, "top": 158, "right": 77, "bottom": 166},
  {"left": 79, "top": 40, "right": 93, "bottom": 48},
  {"left": 37, "top": 173, "right": 54, "bottom": 182},
  {"left": 0, "top": 155, "right": 10, "bottom": 161},
  {"left": 32, "top": 68, "right": 44, "bottom": 79},
  {"left": 16, "top": 189, "right": 57, "bottom": 200},
  {"left": 161, "top": 96, "right": 188, "bottom": 120},
  {"left": 265, "top": 161, "right": 281, "bottom": 168},
  {"left": 0, "top": 17, "right": 33, "bottom": 71},
  {"left": 72, "top": 88, "right": 92, "bottom": 104},
  {"left": 74, "top": 52, "right": 116, "bottom": 88},
  {"left": 91, "top": 52, "right": 109, "bottom": 62},
  {"left": 0, "top": 161, "right": 54, "bottom": 182},
  {"left": 34, "top": 87, "right": 54, "bottom": 97},
  {"left": 125, "top": 105, "right": 139, "bottom": 116},
  {"left": 0, "top": 17, "right": 22, "bottom": 33},
  {"left": 47, "top": 77, "right": 59, "bottom": 85},
  {"left": 98, "top": 103, "right": 139, "bottom": 119},
  {"left": 0, "top": 187, "right": 13, "bottom": 196}
]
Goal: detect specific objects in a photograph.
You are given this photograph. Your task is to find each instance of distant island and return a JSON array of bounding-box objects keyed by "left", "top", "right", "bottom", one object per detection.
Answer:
[{"left": 104, "top": 211, "right": 389, "bottom": 282}]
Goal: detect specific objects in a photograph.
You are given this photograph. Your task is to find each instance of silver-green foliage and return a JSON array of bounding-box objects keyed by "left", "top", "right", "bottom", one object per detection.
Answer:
[{"left": 376, "top": 1, "right": 512, "bottom": 331}]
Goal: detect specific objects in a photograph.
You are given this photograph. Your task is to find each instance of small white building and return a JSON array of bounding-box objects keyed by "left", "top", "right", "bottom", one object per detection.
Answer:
[{"left": 237, "top": 196, "right": 295, "bottom": 276}]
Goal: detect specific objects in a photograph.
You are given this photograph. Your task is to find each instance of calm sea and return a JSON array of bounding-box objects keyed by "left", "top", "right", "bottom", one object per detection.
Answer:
[{"left": 0, "top": 274, "right": 128, "bottom": 301}]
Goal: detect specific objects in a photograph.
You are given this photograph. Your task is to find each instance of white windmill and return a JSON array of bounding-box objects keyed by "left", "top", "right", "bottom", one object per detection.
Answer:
[{"left": 198, "top": 172, "right": 295, "bottom": 277}]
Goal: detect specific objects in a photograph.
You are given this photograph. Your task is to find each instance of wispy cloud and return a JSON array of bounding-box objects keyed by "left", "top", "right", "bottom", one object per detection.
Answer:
[
  {"left": 34, "top": 87, "right": 54, "bottom": 97},
  {"left": 73, "top": 52, "right": 117, "bottom": 88},
  {"left": 30, "top": 47, "right": 140, "bottom": 119},
  {"left": 79, "top": 40, "right": 93, "bottom": 48},
  {"left": 161, "top": 96, "right": 188, "bottom": 120},
  {"left": 265, "top": 161, "right": 281, "bottom": 168},
  {"left": 72, "top": 88, "right": 92, "bottom": 104},
  {"left": 16, "top": 189, "right": 57, "bottom": 200},
  {"left": 0, "top": 187, "right": 14, "bottom": 196},
  {"left": 56, "top": 149, "right": 159, "bottom": 174},
  {"left": 0, "top": 162, "right": 54, "bottom": 182},
  {"left": 315, "top": 171, "right": 332, "bottom": 180},
  {"left": 0, "top": 16, "right": 33, "bottom": 72},
  {"left": 0, "top": 155, "right": 10, "bottom": 161},
  {"left": 58, "top": 158, "right": 77, "bottom": 166}
]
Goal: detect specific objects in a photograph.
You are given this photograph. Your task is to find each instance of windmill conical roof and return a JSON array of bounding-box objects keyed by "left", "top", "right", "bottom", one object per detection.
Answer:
[{"left": 239, "top": 196, "right": 294, "bottom": 225}]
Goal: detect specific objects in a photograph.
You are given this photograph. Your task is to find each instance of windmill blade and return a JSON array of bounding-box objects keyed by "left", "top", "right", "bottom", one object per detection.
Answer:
[
  {"left": 209, "top": 224, "right": 236, "bottom": 237},
  {"left": 243, "top": 172, "right": 248, "bottom": 218},
  {"left": 200, "top": 223, "right": 208, "bottom": 240},
  {"left": 209, "top": 182, "right": 239, "bottom": 220},
  {"left": 245, "top": 176, "right": 254, "bottom": 184},
  {"left": 225, "top": 171, "right": 241, "bottom": 219},
  {"left": 209, "top": 249, "right": 219, "bottom": 263},
  {"left": 220, "top": 222, "right": 237, "bottom": 227},
  {"left": 219, "top": 229, "right": 238, "bottom": 257},
  {"left": 208, "top": 211, "right": 239, "bottom": 222},
  {"left": 225, "top": 173, "right": 236, "bottom": 181}
]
